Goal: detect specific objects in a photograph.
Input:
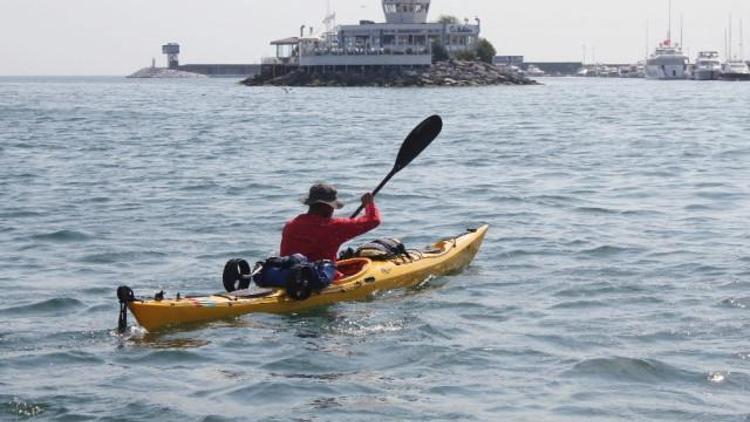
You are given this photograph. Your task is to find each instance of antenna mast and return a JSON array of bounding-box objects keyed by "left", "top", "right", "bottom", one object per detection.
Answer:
[{"left": 323, "top": 0, "right": 336, "bottom": 34}]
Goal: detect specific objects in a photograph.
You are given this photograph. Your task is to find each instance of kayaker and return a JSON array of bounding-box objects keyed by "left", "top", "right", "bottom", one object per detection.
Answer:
[{"left": 280, "top": 183, "right": 381, "bottom": 262}]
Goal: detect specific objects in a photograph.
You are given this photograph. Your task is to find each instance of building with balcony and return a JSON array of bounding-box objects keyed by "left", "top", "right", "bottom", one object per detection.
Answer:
[{"left": 266, "top": 0, "right": 481, "bottom": 71}]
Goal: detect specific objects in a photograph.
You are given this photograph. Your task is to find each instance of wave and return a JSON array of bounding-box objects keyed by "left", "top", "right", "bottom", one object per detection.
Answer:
[
  {"left": 79, "top": 250, "right": 167, "bottom": 264},
  {"left": 565, "top": 357, "right": 699, "bottom": 384},
  {"left": 550, "top": 299, "right": 608, "bottom": 310},
  {"left": 684, "top": 204, "right": 714, "bottom": 211},
  {"left": 531, "top": 194, "right": 577, "bottom": 205},
  {"left": 179, "top": 182, "right": 220, "bottom": 192},
  {"left": 567, "top": 356, "right": 750, "bottom": 390},
  {"left": 553, "top": 283, "right": 646, "bottom": 298},
  {"left": 0, "top": 210, "right": 45, "bottom": 219},
  {"left": 500, "top": 248, "right": 555, "bottom": 258},
  {"left": 117, "top": 349, "right": 208, "bottom": 364},
  {"left": 7, "top": 350, "right": 104, "bottom": 368},
  {"left": 574, "top": 206, "right": 620, "bottom": 215},
  {"left": 30, "top": 229, "right": 92, "bottom": 243},
  {"left": 578, "top": 245, "right": 641, "bottom": 257},
  {"left": 0, "top": 297, "right": 84, "bottom": 316},
  {"left": 86, "top": 196, "right": 111, "bottom": 203}
]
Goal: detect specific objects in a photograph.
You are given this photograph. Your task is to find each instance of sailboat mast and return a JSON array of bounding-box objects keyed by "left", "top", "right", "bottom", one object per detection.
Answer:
[
  {"left": 725, "top": 28, "right": 728, "bottom": 61},
  {"left": 729, "top": 14, "right": 733, "bottom": 59},
  {"left": 668, "top": 0, "right": 672, "bottom": 44},
  {"left": 646, "top": 20, "right": 650, "bottom": 60},
  {"left": 582, "top": 44, "right": 587, "bottom": 65},
  {"left": 680, "top": 14, "right": 684, "bottom": 47},
  {"left": 741, "top": 19, "right": 745, "bottom": 60}
]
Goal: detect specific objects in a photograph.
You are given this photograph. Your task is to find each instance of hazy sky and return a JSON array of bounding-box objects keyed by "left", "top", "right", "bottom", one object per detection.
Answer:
[{"left": 0, "top": 0, "right": 748, "bottom": 75}]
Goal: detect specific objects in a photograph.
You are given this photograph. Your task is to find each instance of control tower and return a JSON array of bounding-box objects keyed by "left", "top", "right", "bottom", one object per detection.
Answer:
[
  {"left": 161, "top": 43, "right": 180, "bottom": 69},
  {"left": 382, "top": 0, "right": 430, "bottom": 24}
]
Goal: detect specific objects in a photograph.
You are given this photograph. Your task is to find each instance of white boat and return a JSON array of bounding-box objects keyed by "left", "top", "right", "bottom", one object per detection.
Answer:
[
  {"left": 575, "top": 67, "right": 590, "bottom": 77},
  {"left": 525, "top": 64, "right": 546, "bottom": 77},
  {"left": 720, "top": 18, "right": 750, "bottom": 81},
  {"left": 693, "top": 51, "right": 721, "bottom": 80},
  {"left": 646, "top": 41, "right": 688, "bottom": 80},
  {"left": 719, "top": 60, "right": 750, "bottom": 81},
  {"left": 646, "top": 0, "right": 688, "bottom": 80}
]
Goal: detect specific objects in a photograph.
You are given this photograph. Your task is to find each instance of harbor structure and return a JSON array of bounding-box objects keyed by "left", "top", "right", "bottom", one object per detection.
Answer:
[
  {"left": 493, "top": 55, "right": 524, "bottom": 66},
  {"left": 265, "top": 0, "right": 481, "bottom": 72},
  {"left": 135, "top": 43, "right": 259, "bottom": 78},
  {"left": 162, "top": 43, "right": 180, "bottom": 69}
]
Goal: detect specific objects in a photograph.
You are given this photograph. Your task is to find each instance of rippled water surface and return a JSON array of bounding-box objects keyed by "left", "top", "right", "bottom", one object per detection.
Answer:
[{"left": 1, "top": 77, "right": 750, "bottom": 421}]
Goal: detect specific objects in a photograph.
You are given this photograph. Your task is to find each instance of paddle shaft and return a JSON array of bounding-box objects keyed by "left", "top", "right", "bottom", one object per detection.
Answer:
[{"left": 350, "top": 169, "right": 396, "bottom": 218}]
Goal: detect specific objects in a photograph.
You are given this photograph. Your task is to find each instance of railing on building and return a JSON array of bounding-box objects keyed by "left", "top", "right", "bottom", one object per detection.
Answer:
[
  {"left": 262, "top": 56, "right": 299, "bottom": 65},
  {"left": 303, "top": 46, "right": 431, "bottom": 57}
]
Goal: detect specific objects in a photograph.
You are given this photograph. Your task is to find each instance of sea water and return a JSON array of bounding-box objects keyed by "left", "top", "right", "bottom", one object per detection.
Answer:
[{"left": 1, "top": 76, "right": 749, "bottom": 421}]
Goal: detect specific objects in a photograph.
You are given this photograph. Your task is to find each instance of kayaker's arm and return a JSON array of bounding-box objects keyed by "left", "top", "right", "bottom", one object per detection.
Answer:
[{"left": 333, "top": 197, "right": 381, "bottom": 243}]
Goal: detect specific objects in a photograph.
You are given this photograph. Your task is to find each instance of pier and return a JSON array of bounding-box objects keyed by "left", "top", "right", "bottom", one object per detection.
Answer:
[{"left": 177, "top": 64, "right": 260, "bottom": 78}]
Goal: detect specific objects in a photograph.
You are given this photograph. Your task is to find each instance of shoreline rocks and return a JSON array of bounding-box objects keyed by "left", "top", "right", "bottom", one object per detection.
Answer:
[
  {"left": 242, "top": 60, "right": 538, "bottom": 87},
  {"left": 127, "top": 67, "right": 207, "bottom": 79}
]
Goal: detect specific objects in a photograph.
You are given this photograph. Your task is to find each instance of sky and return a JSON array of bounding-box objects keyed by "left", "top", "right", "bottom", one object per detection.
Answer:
[{"left": 0, "top": 0, "right": 748, "bottom": 75}]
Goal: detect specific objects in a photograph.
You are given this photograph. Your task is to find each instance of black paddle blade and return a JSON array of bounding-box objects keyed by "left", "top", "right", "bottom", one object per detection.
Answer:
[
  {"left": 393, "top": 115, "right": 443, "bottom": 173},
  {"left": 349, "top": 115, "right": 443, "bottom": 219}
]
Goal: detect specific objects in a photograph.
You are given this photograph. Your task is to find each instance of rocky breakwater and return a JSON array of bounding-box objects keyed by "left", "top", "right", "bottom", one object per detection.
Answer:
[
  {"left": 127, "top": 67, "right": 207, "bottom": 79},
  {"left": 242, "top": 60, "right": 537, "bottom": 87}
]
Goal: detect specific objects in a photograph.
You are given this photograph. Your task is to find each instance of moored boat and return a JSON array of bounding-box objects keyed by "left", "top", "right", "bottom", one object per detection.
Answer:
[
  {"left": 720, "top": 60, "right": 750, "bottom": 81},
  {"left": 646, "top": 41, "right": 688, "bottom": 80},
  {"left": 118, "top": 225, "right": 489, "bottom": 332},
  {"left": 693, "top": 51, "right": 722, "bottom": 80},
  {"left": 525, "top": 64, "right": 546, "bottom": 77},
  {"left": 645, "top": 0, "right": 688, "bottom": 80}
]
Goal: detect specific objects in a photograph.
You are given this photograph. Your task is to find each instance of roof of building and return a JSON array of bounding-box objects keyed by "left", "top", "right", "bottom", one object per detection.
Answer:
[{"left": 270, "top": 37, "right": 300, "bottom": 45}]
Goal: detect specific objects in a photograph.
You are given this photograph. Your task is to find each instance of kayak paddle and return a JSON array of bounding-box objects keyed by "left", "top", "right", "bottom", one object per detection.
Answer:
[{"left": 350, "top": 115, "right": 443, "bottom": 218}]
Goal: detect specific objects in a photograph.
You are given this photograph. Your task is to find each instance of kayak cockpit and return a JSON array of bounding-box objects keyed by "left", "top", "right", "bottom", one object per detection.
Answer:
[{"left": 334, "top": 258, "right": 371, "bottom": 284}]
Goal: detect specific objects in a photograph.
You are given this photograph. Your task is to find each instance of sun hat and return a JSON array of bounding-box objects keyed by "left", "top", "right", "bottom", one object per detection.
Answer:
[{"left": 302, "top": 183, "right": 344, "bottom": 209}]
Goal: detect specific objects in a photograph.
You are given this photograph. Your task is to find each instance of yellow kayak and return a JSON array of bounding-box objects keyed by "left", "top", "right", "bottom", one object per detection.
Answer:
[{"left": 119, "top": 225, "right": 488, "bottom": 332}]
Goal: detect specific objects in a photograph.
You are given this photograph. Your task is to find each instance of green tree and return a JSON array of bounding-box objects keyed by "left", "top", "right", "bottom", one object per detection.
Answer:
[
  {"left": 437, "top": 15, "right": 459, "bottom": 24},
  {"left": 431, "top": 41, "right": 450, "bottom": 63},
  {"left": 455, "top": 49, "right": 477, "bottom": 61},
  {"left": 475, "top": 38, "right": 497, "bottom": 64}
]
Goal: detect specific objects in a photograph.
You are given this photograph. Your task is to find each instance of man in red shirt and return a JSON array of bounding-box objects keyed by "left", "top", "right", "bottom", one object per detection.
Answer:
[{"left": 280, "top": 183, "right": 381, "bottom": 262}]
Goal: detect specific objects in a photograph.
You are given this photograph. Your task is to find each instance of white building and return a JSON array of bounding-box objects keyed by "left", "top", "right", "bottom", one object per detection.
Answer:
[{"left": 268, "top": 0, "right": 481, "bottom": 70}]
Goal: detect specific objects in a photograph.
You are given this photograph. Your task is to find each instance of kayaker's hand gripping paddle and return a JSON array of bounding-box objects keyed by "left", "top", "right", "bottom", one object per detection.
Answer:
[{"left": 351, "top": 115, "right": 443, "bottom": 218}]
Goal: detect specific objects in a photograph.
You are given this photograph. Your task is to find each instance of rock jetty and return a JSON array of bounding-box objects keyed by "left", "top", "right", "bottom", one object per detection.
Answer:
[
  {"left": 242, "top": 60, "right": 537, "bottom": 87},
  {"left": 127, "top": 67, "right": 207, "bottom": 79}
]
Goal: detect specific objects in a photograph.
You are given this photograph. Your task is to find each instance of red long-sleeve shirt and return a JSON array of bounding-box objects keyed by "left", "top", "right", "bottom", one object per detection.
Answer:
[{"left": 280, "top": 202, "right": 381, "bottom": 262}]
